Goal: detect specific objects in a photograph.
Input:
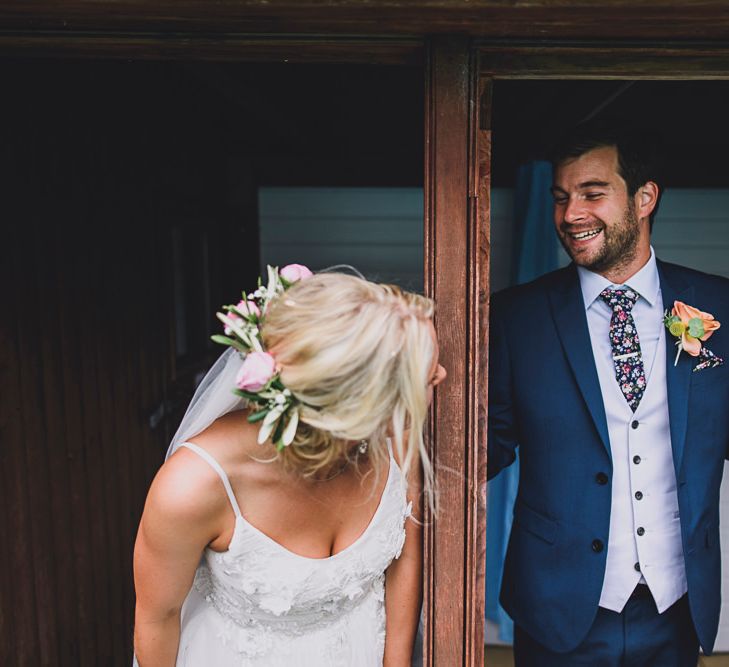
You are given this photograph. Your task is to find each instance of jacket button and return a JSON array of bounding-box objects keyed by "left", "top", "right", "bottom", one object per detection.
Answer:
[
  {"left": 596, "top": 472, "right": 608, "bottom": 485},
  {"left": 631, "top": 420, "right": 639, "bottom": 430},
  {"left": 592, "top": 539, "right": 604, "bottom": 553},
  {"left": 634, "top": 562, "right": 641, "bottom": 572},
  {"left": 635, "top": 491, "right": 643, "bottom": 500},
  {"left": 633, "top": 455, "right": 641, "bottom": 464},
  {"left": 637, "top": 527, "right": 645, "bottom": 536}
]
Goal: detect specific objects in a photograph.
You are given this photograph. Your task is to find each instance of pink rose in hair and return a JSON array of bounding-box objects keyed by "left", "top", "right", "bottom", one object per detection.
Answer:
[
  {"left": 236, "top": 299, "right": 260, "bottom": 318},
  {"left": 280, "top": 264, "right": 313, "bottom": 283},
  {"left": 236, "top": 351, "right": 276, "bottom": 391}
]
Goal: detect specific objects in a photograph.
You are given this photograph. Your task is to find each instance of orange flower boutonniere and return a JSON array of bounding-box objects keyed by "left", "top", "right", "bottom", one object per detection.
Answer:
[{"left": 664, "top": 300, "right": 723, "bottom": 371}]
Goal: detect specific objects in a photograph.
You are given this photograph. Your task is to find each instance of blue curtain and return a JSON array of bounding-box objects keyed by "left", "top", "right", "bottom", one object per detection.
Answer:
[{"left": 485, "top": 160, "right": 558, "bottom": 642}]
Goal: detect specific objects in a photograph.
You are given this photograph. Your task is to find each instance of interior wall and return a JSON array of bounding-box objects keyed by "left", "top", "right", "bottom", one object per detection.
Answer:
[{"left": 259, "top": 187, "right": 424, "bottom": 290}]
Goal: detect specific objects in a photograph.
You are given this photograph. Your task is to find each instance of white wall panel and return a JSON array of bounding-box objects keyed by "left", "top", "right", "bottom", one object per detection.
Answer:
[
  {"left": 259, "top": 187, "right": 423, "bottom": 290},
  {"left": 488, "top": 188, "right": 516, "bottom": 294}
]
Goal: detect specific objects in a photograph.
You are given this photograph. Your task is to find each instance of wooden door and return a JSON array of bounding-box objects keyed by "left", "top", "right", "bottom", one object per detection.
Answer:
[{"left": 0, "top": 62, "right": 259, "bottom": 666}]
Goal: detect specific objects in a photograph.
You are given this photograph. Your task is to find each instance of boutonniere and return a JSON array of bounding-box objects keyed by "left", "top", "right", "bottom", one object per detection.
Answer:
[{"left": 664, "top": 300, "right": 724, "bottom": 371}]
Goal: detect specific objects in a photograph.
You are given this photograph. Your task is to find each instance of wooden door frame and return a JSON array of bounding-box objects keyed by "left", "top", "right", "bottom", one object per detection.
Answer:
[{"left": 423, "top": 34, "right": 488, "bottom": 667}]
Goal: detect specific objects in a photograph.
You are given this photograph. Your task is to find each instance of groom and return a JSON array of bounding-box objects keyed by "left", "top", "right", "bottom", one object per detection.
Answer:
[{"left": 488, "top": 120, "right": 729, "bottom": 666}]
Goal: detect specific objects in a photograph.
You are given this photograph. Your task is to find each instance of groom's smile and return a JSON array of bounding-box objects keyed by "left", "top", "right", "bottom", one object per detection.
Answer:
[
  {"left": 569, "top": 228, "right": 602, "bottom": 241},
  {"left": 561, "top": 221, "right": 608, "bottom": 254}
]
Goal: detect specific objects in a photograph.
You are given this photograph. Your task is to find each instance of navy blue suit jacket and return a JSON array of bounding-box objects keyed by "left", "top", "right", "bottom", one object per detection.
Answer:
[{"left": 488, "top": 259, "right": 729, "bottom": 654}]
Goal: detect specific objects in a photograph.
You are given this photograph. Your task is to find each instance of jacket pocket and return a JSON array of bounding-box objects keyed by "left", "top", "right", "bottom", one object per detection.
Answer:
[
  {"left": 691, "top": 363, "right": 729, "bottom": 388},
  {"left": 705, "top": 518, "right": 720, "bottom": 549},
  {"left": 513, "top": 501, "right": 558, "bottom": 545}
]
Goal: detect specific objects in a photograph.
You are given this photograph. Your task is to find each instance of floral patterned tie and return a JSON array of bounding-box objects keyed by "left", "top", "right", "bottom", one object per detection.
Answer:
[{"left": 599, "top": 287, "right": 646, "bottom": 412}]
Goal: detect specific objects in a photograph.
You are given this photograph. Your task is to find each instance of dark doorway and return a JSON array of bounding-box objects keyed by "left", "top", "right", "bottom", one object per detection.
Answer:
[{"left": 1, "top": 58, "right": 423, "bottom": 665}]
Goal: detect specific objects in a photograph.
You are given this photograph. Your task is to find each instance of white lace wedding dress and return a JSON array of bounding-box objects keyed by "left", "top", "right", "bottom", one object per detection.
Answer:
[{"left": 168, "top": 442, "right": 411, "bottom": 666}]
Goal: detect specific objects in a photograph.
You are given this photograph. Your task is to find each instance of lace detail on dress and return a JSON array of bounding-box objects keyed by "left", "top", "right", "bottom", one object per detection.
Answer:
[{"left": 182, "top": 458, "right": 411, "bottom": 663}]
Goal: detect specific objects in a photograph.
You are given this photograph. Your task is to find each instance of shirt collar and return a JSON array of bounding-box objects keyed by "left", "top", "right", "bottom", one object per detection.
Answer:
[{"left": 577, "top": 246, "right": 660, "bottom": 310}]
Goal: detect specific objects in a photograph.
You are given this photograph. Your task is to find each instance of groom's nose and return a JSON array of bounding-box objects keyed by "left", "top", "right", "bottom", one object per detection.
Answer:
[{"left": 562, "top": 198, "right": 587, "bottom": 224}]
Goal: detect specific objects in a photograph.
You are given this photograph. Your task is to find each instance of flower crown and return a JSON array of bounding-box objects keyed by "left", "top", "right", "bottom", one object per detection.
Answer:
[{"left": 211, "top": 263, "right": 313, "bottom": 450}]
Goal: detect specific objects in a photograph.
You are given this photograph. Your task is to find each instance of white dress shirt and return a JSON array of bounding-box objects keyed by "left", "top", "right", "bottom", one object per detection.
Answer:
[{"left": 577, "top": 247, "right": 687, "bottom": 613}]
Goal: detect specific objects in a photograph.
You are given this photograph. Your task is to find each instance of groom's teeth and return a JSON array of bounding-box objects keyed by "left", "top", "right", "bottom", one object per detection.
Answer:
[{"left": 571, "top": 229, "right": 601, "bottom": 240}]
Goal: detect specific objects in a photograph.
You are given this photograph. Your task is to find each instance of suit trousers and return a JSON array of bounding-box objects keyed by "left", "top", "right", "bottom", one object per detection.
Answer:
[{"left": 513, "top": 588, "right": 700, "bottom": 667}]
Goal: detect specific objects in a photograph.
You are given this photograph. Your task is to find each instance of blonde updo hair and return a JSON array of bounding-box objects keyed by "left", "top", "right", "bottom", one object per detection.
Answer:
[{"left": 260, "top": 272, "right": 435, "bottom": 503}]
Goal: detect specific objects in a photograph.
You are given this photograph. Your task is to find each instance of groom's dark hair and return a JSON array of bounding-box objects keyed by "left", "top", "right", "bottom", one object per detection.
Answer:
[{"left": 550, "top": 118, "right": 663, "bottom": 230}]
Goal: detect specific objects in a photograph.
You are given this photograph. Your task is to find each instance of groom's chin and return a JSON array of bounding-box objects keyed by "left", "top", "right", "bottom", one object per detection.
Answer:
[
  {"left": 561, "top": 241, "right": 607, "bottom": 271},
  {"left": 558, "top": 239, "right": 592, "bottom": 268}
]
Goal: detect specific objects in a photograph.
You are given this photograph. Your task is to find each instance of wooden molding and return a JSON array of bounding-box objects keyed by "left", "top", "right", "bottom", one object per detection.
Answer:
[
  {"left": 4, "top": 2, "right": 729, "bottom": 39},
  {"left": 0, "top": 32, "right": 423, "bottom": 64},
  {"left": 423, "top": 35, "right": 487, "bottom": 667},
  {"left": 479, "top": 42, "right": 729, "bottom": 79}
]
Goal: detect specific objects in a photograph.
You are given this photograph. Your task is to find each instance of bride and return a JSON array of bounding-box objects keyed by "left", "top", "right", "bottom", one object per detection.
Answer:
[{"left": 132, "top": 265, "right": 446, "bottom": 666}]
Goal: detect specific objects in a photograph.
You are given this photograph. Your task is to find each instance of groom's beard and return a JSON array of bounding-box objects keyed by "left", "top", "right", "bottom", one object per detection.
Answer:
[{"left": 558, "top": 204, "right": 641, "bottom": 275}]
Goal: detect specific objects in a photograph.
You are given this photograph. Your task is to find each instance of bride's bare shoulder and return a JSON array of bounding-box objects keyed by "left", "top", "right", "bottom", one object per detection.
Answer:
[
  {"left": 186, "top": 408, "right": 265, "bottom": 466},
  {"left": 146, "top": 411, "right": 258, "bottom": 515},
  {"left": 138, "top": 411, "right": 269, "bottom": 549},
  {"left": 142, "top": 448, "right": 228, "bottom": 534}
]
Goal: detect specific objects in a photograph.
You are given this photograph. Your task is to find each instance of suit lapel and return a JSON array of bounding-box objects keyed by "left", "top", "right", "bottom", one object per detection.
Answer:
[
  {"left": 548, "top": 266, "right": 611, "bottom": 459},
  {"left": 658, "top": 260, "right": 693, "bottom": 477}
]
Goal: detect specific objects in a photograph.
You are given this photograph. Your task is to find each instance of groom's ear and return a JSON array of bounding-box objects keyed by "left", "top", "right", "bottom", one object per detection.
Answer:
[{"left": 635, "top": 180, "right": 659, "bottom": 224}]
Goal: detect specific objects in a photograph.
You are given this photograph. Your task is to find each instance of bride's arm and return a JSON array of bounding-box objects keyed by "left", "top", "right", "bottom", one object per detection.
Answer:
[
  {"left": 133, "top": 451, "right": 225, "bottom": 667},
  {"left": 383, "top": 457, "right": 424, "bottom": 666}
]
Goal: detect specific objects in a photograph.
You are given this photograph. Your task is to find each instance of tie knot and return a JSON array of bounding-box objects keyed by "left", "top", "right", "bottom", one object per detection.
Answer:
[{"left": 599, "top": 287, "right": 639, "bottom": 312}]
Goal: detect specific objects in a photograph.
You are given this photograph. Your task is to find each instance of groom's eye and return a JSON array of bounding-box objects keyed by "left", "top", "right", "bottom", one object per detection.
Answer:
[{"left": 585, "top": 192, "right": 604, "bottom": 200}]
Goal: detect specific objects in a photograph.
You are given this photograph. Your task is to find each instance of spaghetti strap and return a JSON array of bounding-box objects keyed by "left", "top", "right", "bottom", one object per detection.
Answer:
[{"left": 179, "top": 442, "right": 243, "bottom": 517}]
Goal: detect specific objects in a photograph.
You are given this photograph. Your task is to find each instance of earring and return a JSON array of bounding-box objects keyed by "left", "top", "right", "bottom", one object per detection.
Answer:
[{"left": 358, "top": 440, "right": 368, "bottom": 455}]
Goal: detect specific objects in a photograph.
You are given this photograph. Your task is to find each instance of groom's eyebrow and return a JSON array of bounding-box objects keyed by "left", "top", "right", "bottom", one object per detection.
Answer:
[
  {"left": 550, "top": 180, "right": 610, "bottom": 195},
  {"left": 577, "top": 180, "right": 610, "bottom": 189},
  {"left": 550, "top": 179, "right": 610, "bottom": 195}
]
